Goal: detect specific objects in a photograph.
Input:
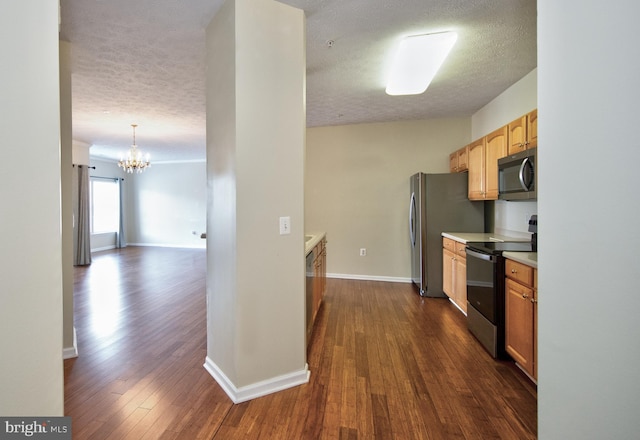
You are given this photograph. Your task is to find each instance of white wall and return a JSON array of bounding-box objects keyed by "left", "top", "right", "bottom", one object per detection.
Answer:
[
  {"left": 205, "top": 0, "right": 307, "bottom": 401},
  {"left": 126, "top": 161, "right": 207, "bottom": 249},
  {"left": 538, "top": 1, "right": 640, "bottom": 438},
  {"left": 472, "top": 68, "right": 538, "bottom": 236},
  {"left": 73, "top": 140, "right": 90, "bottom": 165},
  {"left": 471, "top": 69, "right": 538, "bottom": 140},
  {"left": 86, "top": 159, "right": 206, "bottom": 250},
  {"left": 305, "top": 72, "right": 538, "bottom": 280},
  {"left": 305, "top": 118, "right": 471, "bottom": 280},
  {"left": 0, "top": 1, "right": 64, "bottom": 415}
]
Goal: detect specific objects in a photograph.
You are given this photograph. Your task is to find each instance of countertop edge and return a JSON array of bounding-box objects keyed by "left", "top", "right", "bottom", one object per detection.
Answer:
[
  {"left": 441, "top": 232, "right": 531, "bottom": 244},
  {"left": 503, "top": 251, "right": 538, "bottom": 269},
  {"left": 305, "top": 232, "right": 326, "bottom": 255}
]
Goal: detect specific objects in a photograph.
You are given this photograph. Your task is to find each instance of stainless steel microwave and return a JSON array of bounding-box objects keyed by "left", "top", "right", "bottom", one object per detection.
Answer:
[{"left": 498, "top": 148, "right": 536, "bottom": 200}]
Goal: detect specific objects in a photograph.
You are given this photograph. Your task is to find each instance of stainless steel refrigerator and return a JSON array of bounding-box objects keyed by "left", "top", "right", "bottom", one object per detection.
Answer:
[{"left": 409, "top": 172, "right": 484, "bottom": 297}]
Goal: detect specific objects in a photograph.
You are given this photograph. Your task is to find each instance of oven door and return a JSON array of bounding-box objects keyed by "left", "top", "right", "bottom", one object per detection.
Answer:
[{"left": 465, "top": 247, "right": 497, "bottom": 323}]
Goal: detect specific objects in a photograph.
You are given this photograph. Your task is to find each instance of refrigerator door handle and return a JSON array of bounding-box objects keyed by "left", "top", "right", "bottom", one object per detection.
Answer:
[{"left": 409, "top": 192, "right": 416, "bottom": 247}]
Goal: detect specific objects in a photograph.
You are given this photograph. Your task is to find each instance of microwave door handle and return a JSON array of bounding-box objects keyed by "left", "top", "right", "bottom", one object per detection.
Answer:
[{"left": 518, "top": 157, "right": 530, "bottom": 190}]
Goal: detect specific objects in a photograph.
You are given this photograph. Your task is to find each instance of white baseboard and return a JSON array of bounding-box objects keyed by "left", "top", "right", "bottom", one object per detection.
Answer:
[
  {"left": 63, "top": 327, "right": 78, "bottom": 359},
  {"left": 203, "top": 357, "right": 310, "bottom": 404},
  {"left": 91, "top": 245, "right": 116, "bottom": 253},
  {"left": 127, "top": 242, "right": 206, "bottom": 249},
  {"left": 327, "top": 273, "right": 411, "bottom": 284}
]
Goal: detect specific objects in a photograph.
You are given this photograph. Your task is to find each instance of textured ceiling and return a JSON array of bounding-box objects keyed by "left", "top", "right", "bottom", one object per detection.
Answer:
[{"left": 59, "top": 0, "right": 537, "bottom": 162}]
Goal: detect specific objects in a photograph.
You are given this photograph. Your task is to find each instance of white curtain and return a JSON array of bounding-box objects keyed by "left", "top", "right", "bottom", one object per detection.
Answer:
[
  {"left": 73, "top": 165, "right": 92, "bottom": 265},
  {"left": 116, "top": 178, "right": 127, "bottom": 248}
]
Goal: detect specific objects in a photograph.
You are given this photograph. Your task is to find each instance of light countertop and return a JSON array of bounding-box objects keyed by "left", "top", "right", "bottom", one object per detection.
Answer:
[
  {"left": 503, "top": 251, "right": 538, "bottom": 269},
  {"left": 305, "top": 232, "right": 326, "bottom": 255},
  {"left": 441, "top": 232, "right": 531, "bottom": 244},
  {"left": 442, "top": 232, "right": 537, "bottom": 268}
]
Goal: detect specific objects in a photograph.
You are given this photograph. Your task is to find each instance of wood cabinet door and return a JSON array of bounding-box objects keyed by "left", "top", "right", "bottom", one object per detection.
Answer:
[
  {"left": 508, "top": 116, "right": 527, "bottom": 155},
  {"left": 313, "top": 257, "right": 322, "bottom": 312},
  {"left": 533, "top": 269, "right": 538, "bottom": 379},
  {"left": 506, "top": 259, "right": 533, "bottom": 286},
  {"left": 484, "top": 126, "right": 508, "bottom": 200},
  {"left": 455, "top": 256, "right": 467, "bottom": 314},
  {"left": 505, "top": 278, "right": 534, "bottom": 377},
  {"left": 449, "top": 151, "right": 458, "bottom": 172},
  {"left": 467, "top": 138, "right": 485, "bottom": 200},
  {"left": 527, "top": 109, "right": 538, "bottom": 149},
  {"left": 442, "top": 237, "right": 455, "bottom": 253},
  {"left": 456, "top": 146, "right": 468, "bottom": 172},
  {"left": 442, "top": 248, "right": 455, "bottom": 298}
]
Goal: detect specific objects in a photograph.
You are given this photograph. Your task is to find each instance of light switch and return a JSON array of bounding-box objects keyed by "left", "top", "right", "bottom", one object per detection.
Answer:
[{"left": 279, "top": 216, "right": 291, "bottom": 235}]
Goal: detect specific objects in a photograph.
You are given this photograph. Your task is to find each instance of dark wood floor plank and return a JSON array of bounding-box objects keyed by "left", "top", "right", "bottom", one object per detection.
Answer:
[{"left": 65, "top": 247, "right": 536, "bottom": 439}]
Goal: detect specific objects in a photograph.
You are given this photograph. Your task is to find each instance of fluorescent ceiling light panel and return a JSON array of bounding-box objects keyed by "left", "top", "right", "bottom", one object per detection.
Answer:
[{"left": 385, "top": 31, "right": 458, "bottom": 96}]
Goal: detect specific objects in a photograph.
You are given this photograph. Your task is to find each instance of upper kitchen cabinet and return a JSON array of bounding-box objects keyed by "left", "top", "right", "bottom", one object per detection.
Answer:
[
  {"left": 485, "top": 126, "right": 508, "bottom": 199},
  {"left": 449, "top": 145, "right": 469, "bottom": 173},
  {"left": 468, "top": 126, "right": 508, "bottom": 200},
  {"left": 508, "top": 109, "right": 538, "bottom": 155},
  {"left": 467, "top": 138, "right": 485, "bottom": 199},
  {"left": 453, "top": 109, "right": 536, "bottom": 201}
]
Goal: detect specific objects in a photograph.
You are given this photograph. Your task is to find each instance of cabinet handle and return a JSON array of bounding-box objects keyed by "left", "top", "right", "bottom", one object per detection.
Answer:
[
  {"left": 522, "top": 294, "right": 529, "bottom": 299},
  {"left": 511, "top": 269, "right": 517, "bottom": 273},
  {"left": 531, "top": 298, "right": 537, "bottom": 304}
]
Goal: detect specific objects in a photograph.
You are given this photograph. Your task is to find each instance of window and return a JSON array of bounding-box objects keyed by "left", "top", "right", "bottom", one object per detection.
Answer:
[{"left": 90, "top": 178, "right": 119, "bottom": 233}]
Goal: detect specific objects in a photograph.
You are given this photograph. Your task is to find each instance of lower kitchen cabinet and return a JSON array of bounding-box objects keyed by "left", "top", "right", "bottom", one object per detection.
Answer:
[
  {"left": 313, "top": 238, "right": 326, "bottom": 316},
  {"left": 505, "top": 258, "right": 537, "bottom": 380},
  {"left": 306, "top": 237, "right": 327, "bottom": 343},
  {"left": 442, "top": 237, "right": 467, "bottom": 314}
]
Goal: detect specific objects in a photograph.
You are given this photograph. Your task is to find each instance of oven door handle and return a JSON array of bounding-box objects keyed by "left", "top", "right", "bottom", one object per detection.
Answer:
[{"left": 465, "top": 247, "right": 496, "bottom": 263}]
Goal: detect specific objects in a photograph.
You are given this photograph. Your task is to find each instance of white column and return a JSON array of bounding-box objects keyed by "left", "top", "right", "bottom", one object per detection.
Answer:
[
  {"left": 60, "top": 40, "right": 77, "bottom": 359},
  {"left": 0, "top": 1, "right": 64, "bottom": 415},
  {"left": 538, "top": 0, "right": 640, "bottom": 438},
  {"left": 204, "top": 0, "right": 307, "bottom": 403}
]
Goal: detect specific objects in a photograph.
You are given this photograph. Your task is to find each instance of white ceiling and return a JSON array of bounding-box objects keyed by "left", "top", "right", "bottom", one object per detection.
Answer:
[{"left": 59, "top": 0, "right": 537, "bottom": 163}]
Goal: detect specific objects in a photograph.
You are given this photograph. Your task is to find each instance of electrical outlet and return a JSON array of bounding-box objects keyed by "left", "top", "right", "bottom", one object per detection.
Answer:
[
  {"left": 360, "top": 248, "right": 367, "bottom": 256},
  {"left": 279, "top": 216, "right": 291, "bottom": 235}
]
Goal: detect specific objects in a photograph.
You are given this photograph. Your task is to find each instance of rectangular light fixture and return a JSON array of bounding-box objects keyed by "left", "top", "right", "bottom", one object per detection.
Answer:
[{"left": 385, "top": 31, "right": 458, "bottom": 96}]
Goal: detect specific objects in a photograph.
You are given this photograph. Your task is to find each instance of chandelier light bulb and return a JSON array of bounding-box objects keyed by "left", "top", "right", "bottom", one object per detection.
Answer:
[{"left": 118, "top": 124, "right": 151, "bottom": 173}]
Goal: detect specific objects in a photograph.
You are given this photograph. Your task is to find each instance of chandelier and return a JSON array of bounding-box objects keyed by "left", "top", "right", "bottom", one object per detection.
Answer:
[{"left": 118, "top": 124, "right": 150, "bottom": 173}]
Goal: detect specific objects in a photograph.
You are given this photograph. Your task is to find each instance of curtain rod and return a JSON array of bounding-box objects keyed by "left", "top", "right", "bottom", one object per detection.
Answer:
[
  {"left": 90, "top": 175, "right": 124, "bottom": 181},
  {"left": 72, "top": 165, "right": 96, "bottom": 169}
]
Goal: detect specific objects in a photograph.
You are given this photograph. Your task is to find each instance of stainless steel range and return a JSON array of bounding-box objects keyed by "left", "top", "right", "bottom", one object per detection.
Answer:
[{"left": 465, "top": 218, "right": 537, "bottom": 358}]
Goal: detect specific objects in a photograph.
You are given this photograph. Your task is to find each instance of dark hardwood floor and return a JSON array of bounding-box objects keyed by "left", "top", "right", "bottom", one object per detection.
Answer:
[{"left": 65, "top": 247, "right": 536, "bottom": 439}]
